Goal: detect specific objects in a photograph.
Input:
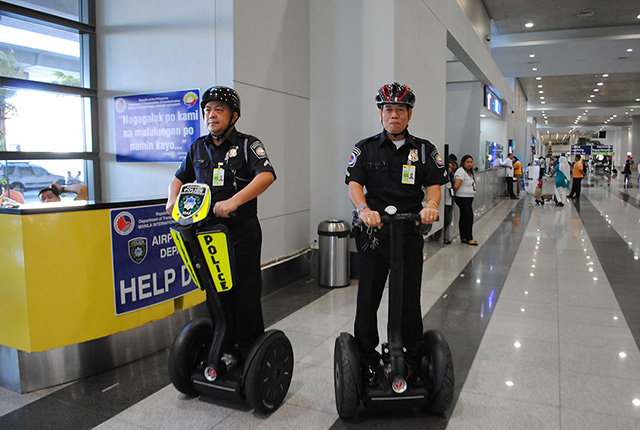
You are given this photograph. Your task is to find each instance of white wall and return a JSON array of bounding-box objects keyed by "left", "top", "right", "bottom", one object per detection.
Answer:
[
  {"left": 233, "top": 0, "right": 310, "bottom": 262},
  {"left": 446, "top": 81, "right": 482, "bottom": 162},
  {"left": 309, "top": 0, "right": 394, "bottom": 241}
]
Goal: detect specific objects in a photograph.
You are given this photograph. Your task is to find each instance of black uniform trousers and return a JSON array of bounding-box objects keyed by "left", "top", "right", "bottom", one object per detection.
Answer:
[
  {"left": 355, "top": 227, "right": 424, "bottom": 365},
  {"left": 206, "top": 216, "right": 265, "bottom": 357}
]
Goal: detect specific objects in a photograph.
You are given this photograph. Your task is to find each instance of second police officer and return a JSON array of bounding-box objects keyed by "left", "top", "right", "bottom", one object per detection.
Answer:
[{"left": 346, "top": 82, "right": 448, "bottom": 387}]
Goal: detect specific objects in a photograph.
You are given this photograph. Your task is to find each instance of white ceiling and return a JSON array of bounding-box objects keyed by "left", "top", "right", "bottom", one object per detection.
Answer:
[{"left": 483, "top": 0, "right": 640, "bottom": 135}]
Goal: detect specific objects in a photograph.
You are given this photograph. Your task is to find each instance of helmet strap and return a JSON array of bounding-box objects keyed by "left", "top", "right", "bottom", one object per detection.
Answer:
[
  {"left": 380, "top": 118, "right": 407, "bottom": 140},
  {"left": 211, "top": 114, "right": 239, "bottom": 141}
]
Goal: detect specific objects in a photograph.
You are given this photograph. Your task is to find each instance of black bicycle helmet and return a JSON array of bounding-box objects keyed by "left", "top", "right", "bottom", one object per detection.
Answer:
[
  {"left": 201, "top": 86, "right": 241, "bottom": 139},
  {"left": 375, "top": 82, "right": 415, "bottom": 109},
  {"left": 201, "top": 86, "right": 241, "bottom": 116}
]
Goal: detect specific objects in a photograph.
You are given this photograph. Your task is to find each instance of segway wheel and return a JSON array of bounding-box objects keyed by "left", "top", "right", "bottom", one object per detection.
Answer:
[
  {"left": 244, "top": 330, "right": 294, "bottom": 413},
  {"left": 422, "top": 330, "right": 454, "bottom": 414},
  {"left": 168, "top": 318, "right": 213, "bottom": 396},
  {"left": 333, "top": 333, "right": 361, "bottom": 419}
]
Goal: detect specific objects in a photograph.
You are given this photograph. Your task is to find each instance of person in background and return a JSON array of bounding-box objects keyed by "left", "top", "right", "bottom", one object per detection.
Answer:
[
  {"left": 623, "top": 159, "right": 632, "bottom": 188},
  {"left": 448, "top": 153, "right": 458, "bottom": 172},
  {"left": 513, "top": 155, "right": 522, "bottom": 197},
  {"left": 500, "top": 153, "right": 517, "bottom": 199},
  {"left": 441, "top": 160, "right": 455, "bottom": 245},
  {"left": 1, "top": 182, "right": 25, "bottom": 204},
  {"left": 38, "top": 183, "right": 88, "bottom": 202},
  {"left": 567, "top": 154, "right": 585, "bottom": 199},
  {"left": 538, "top": 156, "right": 546, "bottom": 179},
  {"left": 549, "top": 156, "right": 570, "bottom": 207},
  {"left": 453, "top": 154, "right": 478, "bottom": 245}
]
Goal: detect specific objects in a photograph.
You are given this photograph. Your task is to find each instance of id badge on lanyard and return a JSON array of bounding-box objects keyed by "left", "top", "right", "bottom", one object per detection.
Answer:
[
  {"left": 213, "top": 165, "right": 225, "bottom": 186},
  {"left": 402, "top": 164, "right": 416, "bottom": 184}
]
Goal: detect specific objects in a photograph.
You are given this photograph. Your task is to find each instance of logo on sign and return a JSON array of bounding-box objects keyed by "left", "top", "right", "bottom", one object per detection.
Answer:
[
  {"left": 183, "top": 91, "right": 198, "bottom": 107},
  {"left": 113, "top": 211, "right": 135, "bottom": 236},
  {"left": 128, "top": 237, "right": 148, "bottom": 264},
  {"left": 115, "top": 97, "right": 127, "bottom": 113}
]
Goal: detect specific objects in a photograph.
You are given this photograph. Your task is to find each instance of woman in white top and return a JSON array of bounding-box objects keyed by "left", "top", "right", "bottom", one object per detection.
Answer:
[{"left": 453, "top": 155, "right": 478, "bottom": 246}]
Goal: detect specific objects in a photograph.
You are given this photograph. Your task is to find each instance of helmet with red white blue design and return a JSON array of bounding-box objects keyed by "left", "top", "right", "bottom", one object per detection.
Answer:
[{"left": 375, "top": 82, "right": 415, "bottom": 109}]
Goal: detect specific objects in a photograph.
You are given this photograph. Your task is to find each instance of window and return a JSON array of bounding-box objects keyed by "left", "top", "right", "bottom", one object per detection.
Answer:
[{"left": 0, "top": 0, "right": 99, "bottom": 204}]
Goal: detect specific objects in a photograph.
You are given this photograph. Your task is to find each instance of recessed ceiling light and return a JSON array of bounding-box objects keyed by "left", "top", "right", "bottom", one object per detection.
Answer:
[
  {"left": 602, "top": 73, "right": 609, "bottom": 77},
  {"left": 627, "top": 48, "right": 634, "bottom": 52},
  {"left": 587, "top": 100, "right": 592, "bottom": 103},
  {"left": 525, "top": 22, "right": 534, "bottom": 28},
  {"left": 540, "top": 96, "right": 545, "bottom": 100},
  {"left": 536, "top": 77, "right": 542, "bottom": 80},
  {"left": 532, "top": 67, "right": 538, "bottom": 71},
  {"left": 541, "top": 101, "right": 546, "bottom": 104},
  {"left": 594, "top": 88, "right": 599, "bottom": 92},
  {"left": 537, "top": 85, "right": 543, "bottom": 88},
  {"left": 636, "top": 98, "right": 640, "bottom": 102},
  {"left": 597, "top": 82, "right": 604, "bottom": 86},
  {"left": 590, "top": 94, "right": 595, "bottom": 98},
  {"left": 539, "top": 90, "right": 544, "bottom": 94},
  {"left": 529, "top": 54, "right": 536, "bottom": 58}
]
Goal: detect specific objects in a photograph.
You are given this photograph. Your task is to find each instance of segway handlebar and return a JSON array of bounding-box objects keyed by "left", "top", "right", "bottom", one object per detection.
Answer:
[{"left": 379, "top": 205, "right": 435, "bottom": 235}]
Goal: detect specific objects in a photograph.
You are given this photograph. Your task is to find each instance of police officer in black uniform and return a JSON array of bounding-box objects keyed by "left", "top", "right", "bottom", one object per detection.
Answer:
[
  {"left": 166, "top": 86, "right": 276, "bottom": 363},
  {"left": 346, "top": 82, "right": 448, "bottom": 386}
]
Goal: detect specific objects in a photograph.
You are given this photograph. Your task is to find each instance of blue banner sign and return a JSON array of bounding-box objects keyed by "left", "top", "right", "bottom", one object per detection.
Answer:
[
  {"left": 114, "top": 89, "right": 200, "bottom": 162},
  {"left": 110, "top": 204, "right": 198, "bottom": 315},
  {"left": 571, "top": 145, "right": 592, "bottom": 155}
]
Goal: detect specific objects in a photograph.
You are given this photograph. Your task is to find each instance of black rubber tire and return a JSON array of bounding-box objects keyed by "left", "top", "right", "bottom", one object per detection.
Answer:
[
  {"left": 244, "top": 330, "right": 294, "bottom": 413},
  {"left": 168, "top": 318, "right": 213, "bottom": 396},
  {"left": 333, "top": 332, "right": 361, "bottom": 419},
  {"left": 422, "top": 329, "right": 455, "bottom": 414}
]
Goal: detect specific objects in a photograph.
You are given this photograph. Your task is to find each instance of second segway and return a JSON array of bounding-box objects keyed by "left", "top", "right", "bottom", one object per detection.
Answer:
[
  {"left": 334, "top": 206, "right": 454, "bottom": 419},
  {"left": 168, "top": 183, "right": 294, "bottom": 413}
]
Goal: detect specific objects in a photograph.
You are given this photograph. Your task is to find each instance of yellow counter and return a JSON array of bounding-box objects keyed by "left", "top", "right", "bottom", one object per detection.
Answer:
[{"left": 0, "top": 201, "right": 205, "bottom": 354}]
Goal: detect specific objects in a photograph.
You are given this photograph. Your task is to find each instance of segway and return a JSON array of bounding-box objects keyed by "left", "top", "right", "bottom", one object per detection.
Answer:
[
  {"left": 168, "top": 183, "right": 293, "bottom": 413},
  {"left": 334, "top": 206, "right": 454, "bottom": 419}
]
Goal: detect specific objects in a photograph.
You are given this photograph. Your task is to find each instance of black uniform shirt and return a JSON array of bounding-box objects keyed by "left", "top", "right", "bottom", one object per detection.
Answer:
[
  {"left": 345, "top": 130, "right": 447, "bottom": 214},
  {"left": 175, "top": 129, "right": 276, "bottom": 218}
]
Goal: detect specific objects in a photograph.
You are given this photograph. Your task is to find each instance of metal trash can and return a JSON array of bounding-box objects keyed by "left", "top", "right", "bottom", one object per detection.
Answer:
[{"left": 317, "top": 219, "right": 351, "bottom": 287}]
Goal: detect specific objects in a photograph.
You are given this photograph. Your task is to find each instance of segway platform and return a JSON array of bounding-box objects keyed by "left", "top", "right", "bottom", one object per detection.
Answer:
[
  {"left": 334, "top": 207, "right": 454, "bottom": 419},
  {"left": 168, "top": 183, "right": 293, "bottom": 413}
]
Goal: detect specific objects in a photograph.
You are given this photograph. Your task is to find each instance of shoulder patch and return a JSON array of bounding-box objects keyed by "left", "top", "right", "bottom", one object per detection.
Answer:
[
  {"left": 431, "top": 149, "right": 444, "bottom": 168},
  {"left": 250, "top": 140, "right": 267, "bottom": 159},
  {"left": 348, "top": 147, "right": 361, "bottom": 167}
]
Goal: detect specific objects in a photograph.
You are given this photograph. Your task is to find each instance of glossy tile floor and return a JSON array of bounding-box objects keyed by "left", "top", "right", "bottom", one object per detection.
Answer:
[{"left": 2, "top": 174, "right": 640, "bottom": 429}]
